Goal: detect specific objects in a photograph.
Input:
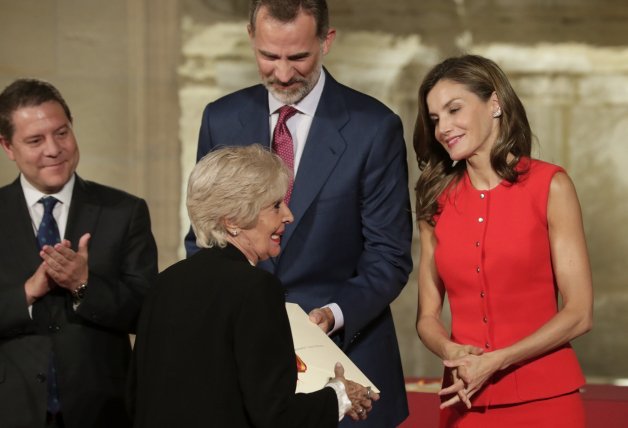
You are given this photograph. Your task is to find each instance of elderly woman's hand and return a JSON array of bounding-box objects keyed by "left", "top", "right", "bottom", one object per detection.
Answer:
[{"left": 332, "top": 362, "right": 379, "bottom": 421}]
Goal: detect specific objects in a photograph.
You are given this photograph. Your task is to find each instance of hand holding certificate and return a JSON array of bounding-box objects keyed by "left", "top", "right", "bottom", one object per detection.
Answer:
[{"left": 285, "top": 303, "right": 380, "bottom": 395}]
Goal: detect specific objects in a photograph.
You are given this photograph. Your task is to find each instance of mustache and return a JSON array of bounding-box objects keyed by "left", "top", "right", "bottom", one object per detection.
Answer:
[{"left": 267, "top": 78, "right": 306, "bottom": 87}]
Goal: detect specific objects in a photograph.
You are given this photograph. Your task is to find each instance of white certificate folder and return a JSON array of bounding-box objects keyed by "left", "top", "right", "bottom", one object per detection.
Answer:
[{"left": 285, "top": 303, "right": 380, "bottom": 394}]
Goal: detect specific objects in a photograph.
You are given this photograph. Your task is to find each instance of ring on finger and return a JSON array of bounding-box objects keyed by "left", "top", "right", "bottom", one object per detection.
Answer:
[
  {"left": 357, "top": 407, "right": 365, "bottom": 416},
  {"left": 366, "top": 386, "right": 371, "bottom": 399}
]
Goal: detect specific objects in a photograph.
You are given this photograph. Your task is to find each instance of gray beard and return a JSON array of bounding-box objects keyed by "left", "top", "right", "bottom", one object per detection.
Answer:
[
  {"left": 265, "top": 79, "right": 312, "bottom": 105},
  {"left": 263, "top": 65, "right": 322, "bottom": 105}
]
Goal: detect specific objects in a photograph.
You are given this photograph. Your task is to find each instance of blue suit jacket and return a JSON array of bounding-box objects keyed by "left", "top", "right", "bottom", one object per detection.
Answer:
[{"left": 186, "top": 71, "right": 413, "bottom": 427}]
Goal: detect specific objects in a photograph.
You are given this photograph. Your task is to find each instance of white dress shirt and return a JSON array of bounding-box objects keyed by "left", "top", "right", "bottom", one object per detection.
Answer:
[
  {"left": 22, "top": 174, "right": 74, "bottom": 240},
  {"left": 267, "top": 70, "right": 344, "bottom": 335}
]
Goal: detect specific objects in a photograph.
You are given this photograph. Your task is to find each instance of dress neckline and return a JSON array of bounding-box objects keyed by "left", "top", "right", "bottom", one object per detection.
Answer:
[{"left": 463, "top": 169, "right": 506, "bottom": 193}]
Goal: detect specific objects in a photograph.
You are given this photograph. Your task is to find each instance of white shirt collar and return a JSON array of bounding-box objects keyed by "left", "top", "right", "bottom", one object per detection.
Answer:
[
  {"left": 21, "top": 173, "right": 75, "bottom": 208},
  {"left": 268, "top": 68, "right": 326, "bottom": 116}
]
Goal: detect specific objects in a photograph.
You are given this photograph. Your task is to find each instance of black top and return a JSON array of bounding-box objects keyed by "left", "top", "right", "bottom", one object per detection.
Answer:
[{"left": 130, "top": 244, "right": 337, "bottom": 428}]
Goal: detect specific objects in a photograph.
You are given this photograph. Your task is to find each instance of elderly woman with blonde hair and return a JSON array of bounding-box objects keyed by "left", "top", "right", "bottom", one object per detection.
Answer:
[{"left": 131, "top": 144, "right": 377, "bottom": 428}]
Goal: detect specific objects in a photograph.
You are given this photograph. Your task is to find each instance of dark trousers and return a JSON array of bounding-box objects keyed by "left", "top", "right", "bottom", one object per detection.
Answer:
[{"left": 46, "top": 412, "right": 65, "bottom": 428}]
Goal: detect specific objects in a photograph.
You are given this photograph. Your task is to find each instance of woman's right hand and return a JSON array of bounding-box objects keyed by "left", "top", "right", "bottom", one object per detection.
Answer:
[
  {"left": 443, "top": 343, "right": 484, "bottom": 362},
  {"left": 333, "top": 362, "right": 380, "bottom": 421},
  {"left": 441, "top": 343, "right": 484, "bottom": 409}
]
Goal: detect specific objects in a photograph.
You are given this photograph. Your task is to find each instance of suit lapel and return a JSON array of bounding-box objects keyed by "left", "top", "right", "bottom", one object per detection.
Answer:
[
  {"left": 65, "top": 176, "right": 101, "bottom": 247},
  {"left": 236, "top": 86, "right": 271, "bottom": 147},
  {"left": 47, "top": 176, "right": 100, "bottom": 319},
  {"left": 279, "top": 73, "right": 349, "bottom": 251},
  {"left": 1, "top": 178, "right": 42, "bottom": 272}
]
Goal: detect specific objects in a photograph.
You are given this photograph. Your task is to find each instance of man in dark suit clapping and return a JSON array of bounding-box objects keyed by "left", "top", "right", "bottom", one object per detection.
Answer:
[{"left": 0, "top": 79, "right": 158, "bottom": 428}]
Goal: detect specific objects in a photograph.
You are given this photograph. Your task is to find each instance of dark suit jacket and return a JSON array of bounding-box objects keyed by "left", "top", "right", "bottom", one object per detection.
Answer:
[
  {"left": 185, "top": 71, "right": 413, "bottom": 427},
  {"left": 0, "top": 175, "right": 157, "bottom": 428},
  {"left": 130, "top": 244, "right": 337, "bottom": 428}
]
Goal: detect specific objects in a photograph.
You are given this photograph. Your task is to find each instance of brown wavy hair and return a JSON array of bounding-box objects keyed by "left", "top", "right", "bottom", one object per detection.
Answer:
[{"left": 413, "top": 55, "right": 532, "bottom": 225}]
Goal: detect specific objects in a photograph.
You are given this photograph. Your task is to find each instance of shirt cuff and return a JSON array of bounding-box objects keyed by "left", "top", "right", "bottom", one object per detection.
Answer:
[
  {"left": 323, "top": 303, "right": 344, "bottom": 335},
  {"left": 325, "top": 378, "right": 352, "bottom": 421}
]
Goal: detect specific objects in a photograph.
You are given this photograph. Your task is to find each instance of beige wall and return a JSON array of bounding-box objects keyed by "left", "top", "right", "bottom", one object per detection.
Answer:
[
  {"left": 1, "top": 0, "right": 626, "bottom": 381},
  {"left": 0, "top": 0, "right": 181, "bottom": 270}
]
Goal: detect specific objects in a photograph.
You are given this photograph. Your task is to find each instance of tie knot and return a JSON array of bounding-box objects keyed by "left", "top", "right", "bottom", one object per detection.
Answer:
[
  {"left": 39, "top": 196, "right": 59, "bottom": 214},
  {"left": 277, "top": 105, "right": 298, "bottom": 123}
]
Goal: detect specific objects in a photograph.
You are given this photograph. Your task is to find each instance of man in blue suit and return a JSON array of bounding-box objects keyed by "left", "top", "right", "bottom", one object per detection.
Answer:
[{"left": 185, "top": 1, "right": 413, "bottom": 426}]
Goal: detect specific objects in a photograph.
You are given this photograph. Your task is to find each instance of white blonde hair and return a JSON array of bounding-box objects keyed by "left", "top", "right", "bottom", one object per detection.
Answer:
[{"left": 186, "top": 144, "right": 290, "bottom": 248}]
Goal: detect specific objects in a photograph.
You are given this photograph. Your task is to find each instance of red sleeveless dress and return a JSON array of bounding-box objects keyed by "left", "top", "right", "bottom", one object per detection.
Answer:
[{"left": 433, "top": 159, "right": 585, "bottom": 427}]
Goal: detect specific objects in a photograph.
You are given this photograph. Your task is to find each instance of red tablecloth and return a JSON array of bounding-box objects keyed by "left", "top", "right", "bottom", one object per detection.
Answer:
[{"left": 400, "top": 381, "right": 628, "bottom": 428}]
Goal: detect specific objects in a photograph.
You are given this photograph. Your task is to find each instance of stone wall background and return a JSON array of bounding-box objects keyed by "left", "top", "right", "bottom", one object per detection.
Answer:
[
  {"left": 0, "top": 0, "right": 182, "bottom": 270},
  {"left": 1, "top": 0, "right": 626, "bottom": 381}
]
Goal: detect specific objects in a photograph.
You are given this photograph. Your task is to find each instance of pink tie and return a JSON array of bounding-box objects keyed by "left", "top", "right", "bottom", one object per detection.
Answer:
[{"left": 272, "top": 105, "right": 298, "bottom": 204}]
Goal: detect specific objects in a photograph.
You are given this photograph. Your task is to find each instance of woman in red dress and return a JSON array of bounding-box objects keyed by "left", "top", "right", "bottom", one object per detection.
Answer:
[{"left": 413, "top": 55, "right": 593, "bottom": 427}]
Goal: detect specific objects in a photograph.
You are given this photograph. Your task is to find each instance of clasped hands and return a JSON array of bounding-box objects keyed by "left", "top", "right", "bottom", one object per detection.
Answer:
[
  {"left": 25, "top": 233, "right": 90, "bottom": 305},
  {"left": 439, "top": 343, "right": 503, "bottom": 410}
]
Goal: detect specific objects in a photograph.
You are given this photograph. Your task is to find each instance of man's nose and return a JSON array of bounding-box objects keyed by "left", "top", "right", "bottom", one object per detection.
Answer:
[
  {"left": 43, "top": 135, "right": 62, "bottom": 156},
  {"left": 274, "top": 60, "right": 295, "bottom": 83}
]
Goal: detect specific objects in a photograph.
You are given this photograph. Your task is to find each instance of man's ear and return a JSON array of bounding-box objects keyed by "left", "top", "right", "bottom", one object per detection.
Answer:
[
  {"left": 0, "top": 137, "right": 15, "bottom": 161},
  {"left": 321, "top": 28, "right": 336, "bottom": 55}
]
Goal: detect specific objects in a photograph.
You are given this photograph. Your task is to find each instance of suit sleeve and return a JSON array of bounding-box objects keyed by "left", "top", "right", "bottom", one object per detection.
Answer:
[
  {"left": 0, "top": 188, "right": 38, "bottom": 338},
  {"left": 75, "top": 198, "right": 157, "bottom": 333},
  {"left": 333, "top": 112, "right": 413, "bottom": 346},
  {"left": 184, "top": 104, "right": 214, "bottom": 257},
  {"left": 234, "top": 272, "right": 337, "bottom": 428},
  {"left": 0, "top": 286, "right": 36, "bottom": 338}
]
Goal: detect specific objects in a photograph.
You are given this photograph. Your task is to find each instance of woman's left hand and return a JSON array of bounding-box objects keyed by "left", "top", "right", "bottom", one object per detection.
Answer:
[
  {"left": 438, "top": 351, "right": 504, "bottom": 409},
  {"left": 440, "top": 343, "right": 484, "bottom": 408}
]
